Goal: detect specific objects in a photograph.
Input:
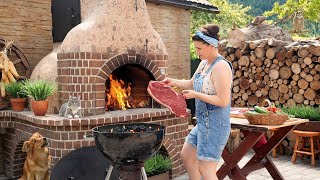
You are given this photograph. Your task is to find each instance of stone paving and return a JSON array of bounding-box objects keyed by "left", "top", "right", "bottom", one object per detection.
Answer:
[{"left": 174, "top": 152, "right": 320, "bottom": 180}]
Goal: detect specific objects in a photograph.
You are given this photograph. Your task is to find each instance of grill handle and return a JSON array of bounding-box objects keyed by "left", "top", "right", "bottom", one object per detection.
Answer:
[{"left": 83, "top": 134, "right": 95, "bottom": 141}]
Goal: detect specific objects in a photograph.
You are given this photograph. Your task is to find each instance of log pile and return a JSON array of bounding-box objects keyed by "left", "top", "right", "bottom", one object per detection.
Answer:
[{"left": 219, "top": 38, "right": 320, "bottom": 107}]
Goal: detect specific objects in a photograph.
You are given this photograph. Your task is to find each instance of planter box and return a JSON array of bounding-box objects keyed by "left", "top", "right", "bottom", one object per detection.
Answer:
[{"left": 148, "top": 171, "right": 169, "bottom": 180}]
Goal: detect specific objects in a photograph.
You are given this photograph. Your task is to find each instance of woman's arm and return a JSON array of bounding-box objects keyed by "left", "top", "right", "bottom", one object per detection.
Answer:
[
  {"left": 183, "top": 61, "right": 232, "bottom": 107},
  {"left": 162, "top": 60, "right": 206, "bottom": 90}
]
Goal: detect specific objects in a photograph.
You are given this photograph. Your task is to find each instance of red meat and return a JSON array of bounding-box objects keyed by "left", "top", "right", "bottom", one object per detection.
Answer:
[{"left": 147, "top": 81, "right": 187, "bottom": 117}]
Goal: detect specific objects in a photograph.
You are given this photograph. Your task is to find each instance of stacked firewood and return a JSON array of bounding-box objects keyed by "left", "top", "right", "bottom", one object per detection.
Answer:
[{"left": 219, "top": 38, "right": 320, "bottom": 107}]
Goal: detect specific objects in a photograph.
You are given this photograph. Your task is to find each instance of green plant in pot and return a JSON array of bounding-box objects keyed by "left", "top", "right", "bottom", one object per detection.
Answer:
[
  {"left": 23, "top": 79, "right": 56, "bottom": 116},
  {"left": 5, "top": 80, "right": 27, "bottom": 111},
  {"left": 144, "top": 153, "right": 172, "bottom": 180}
]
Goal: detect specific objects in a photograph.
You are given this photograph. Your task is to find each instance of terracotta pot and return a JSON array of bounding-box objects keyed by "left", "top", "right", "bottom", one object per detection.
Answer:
[
  {"left": 31, "top": 100, "right": 49, "bottom": 116},
  {"left": 148, "top": 171, "right": 169, "bottom": 180},
  {"left": 10, "top": 98, "right": 27, "bottom": 112}
]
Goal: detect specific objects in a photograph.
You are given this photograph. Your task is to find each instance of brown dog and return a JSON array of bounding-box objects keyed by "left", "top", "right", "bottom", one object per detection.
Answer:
[{"left": 19, "top": 132, "right": 51, "bottom": 180}]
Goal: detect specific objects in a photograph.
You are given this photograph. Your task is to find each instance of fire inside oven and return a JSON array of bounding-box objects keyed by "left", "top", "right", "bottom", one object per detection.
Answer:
[{"left": 105, "top": 64, "right": 154, "bottom": 111}]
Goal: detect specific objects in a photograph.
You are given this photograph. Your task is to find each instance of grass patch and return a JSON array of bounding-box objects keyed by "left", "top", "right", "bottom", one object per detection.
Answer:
[{"left": 281, "top": 105, "right": 320, "bottom": 121}]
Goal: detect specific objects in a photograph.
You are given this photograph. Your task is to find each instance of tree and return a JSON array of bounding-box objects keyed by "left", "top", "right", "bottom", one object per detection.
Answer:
[
  {"left": 190, "top": 0, "right": 252, "bottom": 59},
  {"left": 263, "top": 0, "right": 320, "bottom": 23}
]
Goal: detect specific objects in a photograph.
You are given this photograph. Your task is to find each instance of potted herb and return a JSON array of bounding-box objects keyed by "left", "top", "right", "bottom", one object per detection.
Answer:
[
  {"left": 23, "top": 79, "right": 56, "bottom": 116},
  {"left": 5, "top": 80, "right": 27, "bottom": 111},
  {"left": 144, "top": 154, "right": 172, "bottom": 180}
]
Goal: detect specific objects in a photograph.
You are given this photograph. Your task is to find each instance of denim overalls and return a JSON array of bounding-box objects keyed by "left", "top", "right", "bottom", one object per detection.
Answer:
[{"left": 186, "top": 55, "right": 232, "bottom": 161}]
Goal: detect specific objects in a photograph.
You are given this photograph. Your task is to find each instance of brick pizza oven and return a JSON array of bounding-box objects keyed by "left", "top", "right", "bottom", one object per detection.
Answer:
[{"left": 0, "top": 0, "right": 190, "bottom": 179}]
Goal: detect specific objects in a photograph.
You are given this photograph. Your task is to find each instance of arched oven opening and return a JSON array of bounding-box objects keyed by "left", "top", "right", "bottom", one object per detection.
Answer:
[{"left": 105, "top": 64, "right": 157, "bottom": 111}]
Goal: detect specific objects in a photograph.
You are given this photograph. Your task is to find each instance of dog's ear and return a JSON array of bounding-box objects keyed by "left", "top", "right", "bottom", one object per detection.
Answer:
[{"left": 22, "top": 141, "right": 30, "bottom": 152}]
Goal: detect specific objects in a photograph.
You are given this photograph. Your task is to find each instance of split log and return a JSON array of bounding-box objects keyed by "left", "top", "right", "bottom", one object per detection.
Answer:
[
  {"left": 250, "top": 83, "right": 258, "bottom": 91},
  {"left": 248, "top": 39, "right": 268, "bottom": 49},
  {"left": 269, "top": 69, "right": 279, "bottom": 80},
  {"left": 228, "top": 24, "right": 292, "bottom": 48},
  {"left": 239, "top": 41, "right": 249, "bottom": 51},
  {"left": 242, "top": 93, "right": 249, "bottom": 101},
  {"left": 266, "top": 47, "right": 282, "bottom": 59},
  {"left": 255, "top": 90, "right": 262, "bottom": 97},
  {"left": 254, "top": 46, "right": 266, "bottom": 58},
  {"left": 304, "top": 88, "right": 316, "bottom": 100},
  {"left": 238, "top": 56, "right": 250, "bottom": 67},
  {"left": 268, "top": 38, "right": 289, "bottom": 47},
  {"left": 291, "top": 63, "right": 301, "bottom": 74},
  {"left": 285, "top": 50, "right": 294, "bottom": 58},
  {"left": 276, "top": 49, "right": 286, "bottom": 61},
  {"left": 287, "top": 99, "right": 296, "bottom": 107},
  {"left": 293, "top": 94, "right": 304, "bottom": 103},
  {"left": 279, "top": 84, "right": 289, "bottom": 94},
  {"left": 239, "top": 79, "right": 250, "bottom": 90},
  {"left": 309, "top": 45, "right": 320, "bottom": 56},
  {"left": 279, "top": 66, "right": 292, "bottom": 80},
  {"left": 298, "top": 79, "right": 309, "bottom": 89},
  {"left": 297, "top": 46, "right": 309, "bottom": 58},
  {"left": 247, "top": 95, "right": 258, "bottom": 105},
  {"left": 305, "top": 74, "right": 313, "bottom": 82},
  {"left": 269, "top": 88, "right": 279, "bottom": 100},
  {"left": 310, "top": 80, "right": 320, "bottom": 91}
]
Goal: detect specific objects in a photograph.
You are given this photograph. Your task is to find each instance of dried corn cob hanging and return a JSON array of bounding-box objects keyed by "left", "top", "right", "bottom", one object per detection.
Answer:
[{"left": 0, "top": 40, "right": 20, "bottom": 97}]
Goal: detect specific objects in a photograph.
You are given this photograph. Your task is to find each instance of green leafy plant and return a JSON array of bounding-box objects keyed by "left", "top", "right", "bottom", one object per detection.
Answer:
[
  {"left": 23, "top": 79, "right": 56, "bottom": 101},
  {"left": 144, "top": 154, "right": 172, "bottom": 177},
  {"left": 281, "top": 105, "right": 320, "bottom": 121},
  {"left": 5, "top": 81, "right": 27, "bottom": 98}
]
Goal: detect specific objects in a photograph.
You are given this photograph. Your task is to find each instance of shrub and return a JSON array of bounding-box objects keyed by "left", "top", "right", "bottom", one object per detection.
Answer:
[{"left": 281, "top": 105, "right": 320, "bottom": 121}]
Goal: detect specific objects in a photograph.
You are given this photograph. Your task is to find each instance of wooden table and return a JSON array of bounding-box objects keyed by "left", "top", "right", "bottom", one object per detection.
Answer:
[{"left": 217, "top": 117, "right": 309, "bottom": 180}]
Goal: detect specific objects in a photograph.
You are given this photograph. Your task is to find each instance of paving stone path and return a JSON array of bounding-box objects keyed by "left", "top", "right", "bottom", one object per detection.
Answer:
[{"left": 174, "top": 152, "right": 320, "bottom": 180}]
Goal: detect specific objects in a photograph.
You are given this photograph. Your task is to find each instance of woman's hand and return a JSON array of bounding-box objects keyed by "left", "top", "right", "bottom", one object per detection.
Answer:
[
  {"left": 161, "top": 78, "right": 175, "bottom": 87},
  {"left": 182, "top": 90, "right": 197, "bottom": 99}
]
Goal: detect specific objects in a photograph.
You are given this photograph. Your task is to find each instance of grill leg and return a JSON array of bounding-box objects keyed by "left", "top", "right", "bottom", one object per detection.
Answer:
[
  {"left": 105, "top": 165, "right": 114, "bottom": 180},
  {"left": 141, "top": 167, "right": 148, "bottom": 180}
]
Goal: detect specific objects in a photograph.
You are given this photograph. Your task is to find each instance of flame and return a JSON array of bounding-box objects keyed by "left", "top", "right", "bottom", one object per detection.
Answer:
[{"left": 106, "top": 75, "right": 132, "bottom": 110}]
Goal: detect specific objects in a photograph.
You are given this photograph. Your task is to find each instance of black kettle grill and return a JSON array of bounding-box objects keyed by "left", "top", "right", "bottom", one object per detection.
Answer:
[
  {"left": 51, "top": 123, "right": 165, "bottom": 180},
  {"left": 93, "top": 123, "right": 165, "bottom": 180}
]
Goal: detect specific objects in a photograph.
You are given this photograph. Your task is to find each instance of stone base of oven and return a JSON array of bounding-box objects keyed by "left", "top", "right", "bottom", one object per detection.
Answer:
[{"left": 0, "top": 108, "right": 190, "bottom": 179}]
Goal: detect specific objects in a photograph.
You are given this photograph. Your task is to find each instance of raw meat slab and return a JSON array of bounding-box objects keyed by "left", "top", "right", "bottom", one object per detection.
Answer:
[{"left": 147, "top": 81, "right": 187, "bottom": 117}]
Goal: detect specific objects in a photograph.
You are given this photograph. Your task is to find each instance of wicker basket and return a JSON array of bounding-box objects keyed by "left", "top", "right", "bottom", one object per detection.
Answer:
[{"left": 244, "top": 113, "right": 289, "bottom": 126}]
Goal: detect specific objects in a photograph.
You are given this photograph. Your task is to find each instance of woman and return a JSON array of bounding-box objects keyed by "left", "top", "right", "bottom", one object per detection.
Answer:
[{"left": 162, "top": 24, "right": 233, "bottom": 180}]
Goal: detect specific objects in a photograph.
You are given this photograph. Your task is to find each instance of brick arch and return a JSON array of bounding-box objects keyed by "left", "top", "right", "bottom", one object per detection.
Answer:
[
  {"left": 92, "top": 52, "right": 165, "bottom": 115},
  {"left": 2, "top": 129, "right": 30, "bottom": 178},
  {"left": 160, "top": 136, "right": 180, "bottom": 179},
  {"left": 95, "top": 52, "right": 164, "bottom": 83},
  {"left": 162, "top": 136, "right": 177, "bottom": 159}
]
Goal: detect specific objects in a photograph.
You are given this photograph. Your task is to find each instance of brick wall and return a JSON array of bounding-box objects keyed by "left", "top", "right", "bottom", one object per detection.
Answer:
[
  {"left": 147, "top": 3, "right": 191, "bottom": 79},
  {"left": 0, "top": 0, "right": 53, "bottom": 71},
  {"left": 0, "top": 110, "right": 189, "bottom": 179}
]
